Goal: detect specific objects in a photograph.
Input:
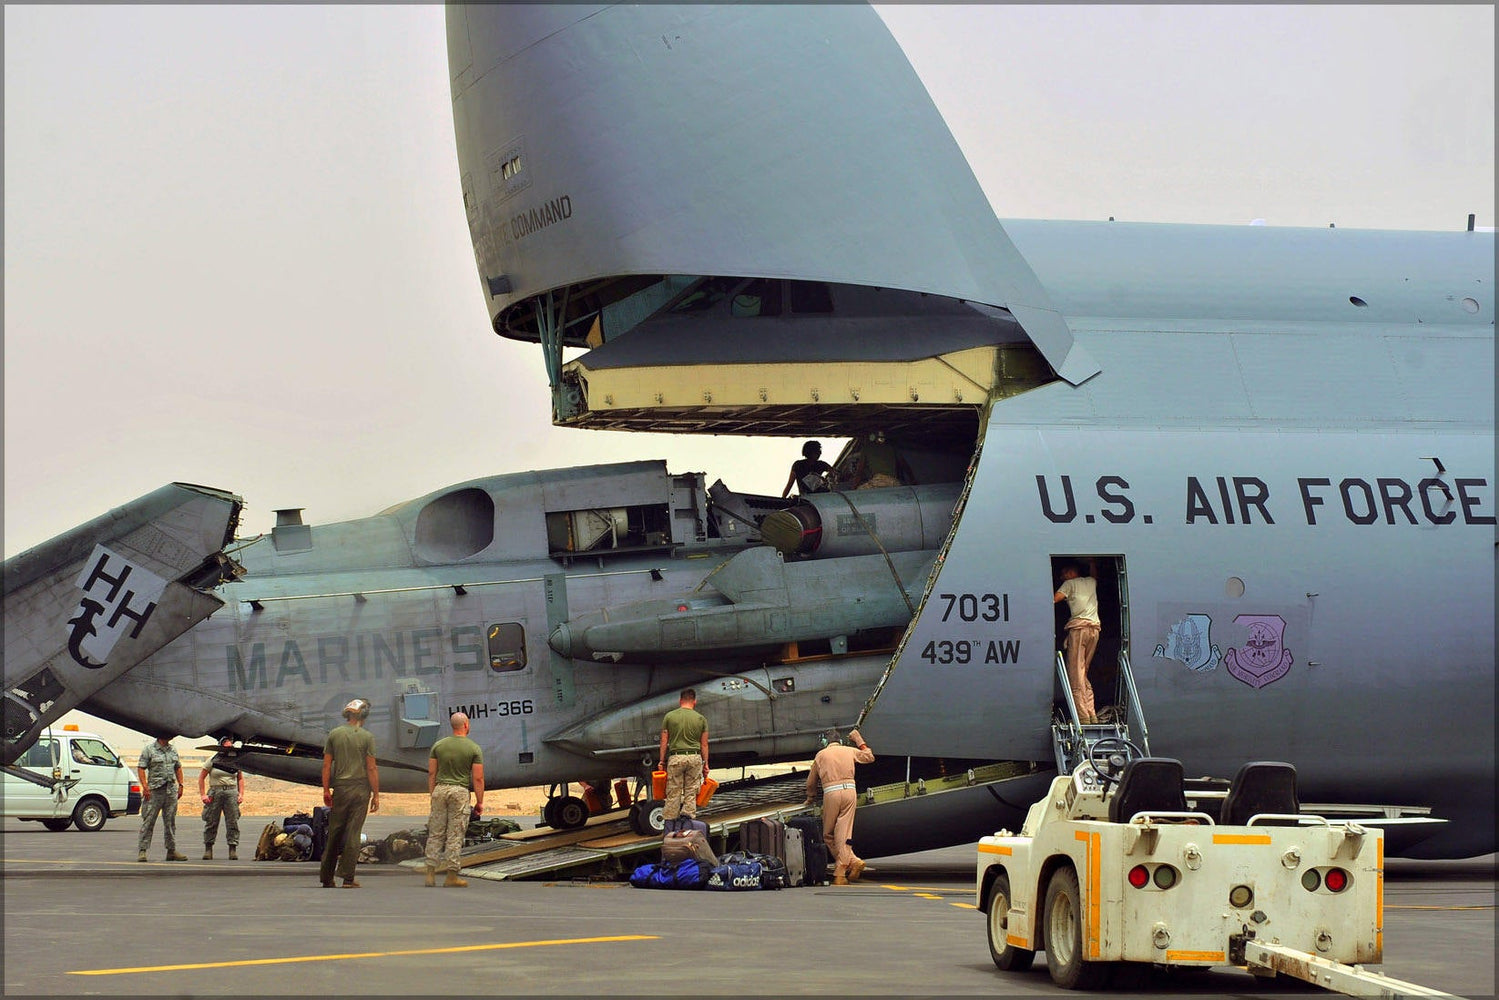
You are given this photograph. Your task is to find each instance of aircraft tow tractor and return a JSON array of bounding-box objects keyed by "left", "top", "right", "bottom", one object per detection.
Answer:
[{"left": 975, "top": 740, "right": 1458, "bottom": 996}]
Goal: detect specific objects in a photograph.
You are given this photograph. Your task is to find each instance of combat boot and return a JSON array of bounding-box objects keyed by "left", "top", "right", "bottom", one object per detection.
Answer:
[
  {"left": 424, "top": 865, "right": 436, "bottom": 887},
  {"left": 444, "top": 872, "right": 468, "bottom": 888},
  {"left": 227, "top": 848, "right": 238, "bottom": 860},
  {"left": 137, "top": 851, "right": 148, "bottom": 862},
  {"left": 166, "top": 851, "right": 188, "bottom": 861},
  {"left": 202, "top": 848, "right": 213, "bottom": 860}
]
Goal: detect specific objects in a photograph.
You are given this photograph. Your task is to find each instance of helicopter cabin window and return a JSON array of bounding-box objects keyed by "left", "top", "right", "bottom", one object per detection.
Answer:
[{"left": 487, "top": 623, "right": 527, "bottom": 673}]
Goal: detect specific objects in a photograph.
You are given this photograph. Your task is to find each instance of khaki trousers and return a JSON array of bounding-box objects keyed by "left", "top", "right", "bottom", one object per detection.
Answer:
[
  {"left": 821, "top": 788, "right": 861, "bottom": 876},
  {"left": 1064, "top": 622, "right": 1101, "bottom": 719}
]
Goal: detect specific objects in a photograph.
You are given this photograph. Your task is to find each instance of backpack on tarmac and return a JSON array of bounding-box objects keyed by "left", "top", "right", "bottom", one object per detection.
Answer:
[{"left": 254, "top": 823, "right": 282, "bottom": 861}]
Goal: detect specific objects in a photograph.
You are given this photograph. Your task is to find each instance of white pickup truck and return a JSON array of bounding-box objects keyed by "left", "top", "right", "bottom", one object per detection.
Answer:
[
  {"left": 3, "top": 726, "right": 139, "bottom": 831},
  {"left": 976, "top": 739, "right": 1396, "bottom": 993}
]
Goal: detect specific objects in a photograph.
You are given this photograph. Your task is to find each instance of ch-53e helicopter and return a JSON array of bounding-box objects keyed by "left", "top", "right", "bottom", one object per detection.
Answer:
[{"left": 4, "top": 3, "right": 1493, "bottom": 858}]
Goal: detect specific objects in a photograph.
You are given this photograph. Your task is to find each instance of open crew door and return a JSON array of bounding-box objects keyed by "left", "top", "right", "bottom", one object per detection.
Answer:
[{"left": 2, "top": 483, "right": 243, "bottom": 763}]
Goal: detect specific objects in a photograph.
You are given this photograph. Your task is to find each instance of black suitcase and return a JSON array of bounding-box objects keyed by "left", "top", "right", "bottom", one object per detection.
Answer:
[
  {"left": 788, "top": 815, "right": 830, "bottom": 885},
  {"left": 740, "top": 816, "right": 785, "bottom": 862},
  {"left": 310, "top": 805, "right": 331, "bottom": 862}
]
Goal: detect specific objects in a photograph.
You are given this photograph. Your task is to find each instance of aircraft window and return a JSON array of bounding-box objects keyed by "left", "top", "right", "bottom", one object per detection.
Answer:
[
  {"left": 20, "top": 740, "right": 57, "bottom": 768},
  {"left": 730, "top": 279, "right": 782, "bottom": 317},
  {"left": 487, "top": 623, "right": 527, "bottom": 673},
  {"left": 671, "top": 276, "right": 738, "bottom": 313},
  {"left": 415, "top": 488, "right": 496, "bottom": 562},
  {"left": 787, "top": 280, "right": 833, "bottom": 314},
  {"left": 73, "top": 738, "right": 119, "bottom": 767}
]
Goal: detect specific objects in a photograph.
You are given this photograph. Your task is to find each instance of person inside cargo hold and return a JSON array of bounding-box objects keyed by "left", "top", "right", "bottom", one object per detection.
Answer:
[
  {"left": 846, "top": 430, "right": 913, "bottom": 489},
  {"left": 805, "top": 728, "right": 875, "bottom": 884},
  {"left": 782, "top": 440, "right": 835, "bottom": 497}
]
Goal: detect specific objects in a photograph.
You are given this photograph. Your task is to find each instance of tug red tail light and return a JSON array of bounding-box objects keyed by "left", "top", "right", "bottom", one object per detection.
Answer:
[
  {"left": 1128, "top": 865, "right": 1150, "bottom": 888},
  {"left": 1324, "top": 867, "right": 1349, "bottom": 893}
]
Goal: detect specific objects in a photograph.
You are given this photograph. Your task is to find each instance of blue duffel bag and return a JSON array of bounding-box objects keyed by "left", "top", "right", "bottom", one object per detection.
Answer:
[
  {"left": 629, "top": 858, "right": 709, "bottom": 889},
  {"left": 706, "top": 852, "right": 784, "bottom": 891}
]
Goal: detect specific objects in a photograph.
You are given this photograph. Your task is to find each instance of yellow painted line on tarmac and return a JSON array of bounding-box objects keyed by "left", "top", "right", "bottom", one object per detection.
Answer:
[
  {"left": 950, "top": 902, "right": 978, "bottom": 910},
  {"left": 70, "top": 934, "right": 657, "bottom": 976},
  {"left": 915, "top": 892, "right": 943, "bottom": 900}
]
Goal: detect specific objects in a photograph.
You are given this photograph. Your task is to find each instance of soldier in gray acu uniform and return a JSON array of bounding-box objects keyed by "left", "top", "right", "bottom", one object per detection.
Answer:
[
  {"left": 198, "top": 738, "right": 244, "bottom": 859},
  {"left": 136, "top": 736, "right": 187, "bottom": 862}
]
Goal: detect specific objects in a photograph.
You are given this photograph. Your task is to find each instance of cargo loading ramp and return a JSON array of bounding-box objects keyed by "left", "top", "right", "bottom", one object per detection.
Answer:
[{"left": 400, "top": 760, "right": 1044, "bottom": 882}]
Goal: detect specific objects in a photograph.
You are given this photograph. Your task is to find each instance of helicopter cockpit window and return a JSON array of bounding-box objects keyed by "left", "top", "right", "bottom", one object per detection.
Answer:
[{"left": 487, "top": 623, "right": 527, "bottom": 673}]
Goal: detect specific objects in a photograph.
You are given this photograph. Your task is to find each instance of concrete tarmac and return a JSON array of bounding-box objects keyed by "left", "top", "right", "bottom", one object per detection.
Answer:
[{"left": 3, "top": 814, "right": 1493, "bottom": 997}]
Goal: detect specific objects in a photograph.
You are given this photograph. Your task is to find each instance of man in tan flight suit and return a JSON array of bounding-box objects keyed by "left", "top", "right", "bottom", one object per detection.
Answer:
[
  {"left": 805, "top": 728, "right": 875, "bottom": 884},
  {"left": 1054, "top": 561, "right": 1102, "bottom": 724}
]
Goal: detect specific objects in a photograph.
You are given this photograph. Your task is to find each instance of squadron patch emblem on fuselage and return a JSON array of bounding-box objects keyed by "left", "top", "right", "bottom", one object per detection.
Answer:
[
  {"left": 1224, "top": 614, "right": 1294, "bottom": 689},
  {"left": 1153, "top": 613, "right": 1222, "bottom": 672}
]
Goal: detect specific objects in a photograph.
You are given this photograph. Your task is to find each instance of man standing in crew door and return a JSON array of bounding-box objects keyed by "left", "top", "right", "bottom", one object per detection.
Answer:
[
  {"left": 423, "top": 712, "right": 484, "bottom": 888},
  {"left": 657, "top": 688, "right": 709, "bottom": 828},
  {"left": 320, "top": 698, "right": 380, "bottom": 888},
  {"left": 1054, "top": 561, "right": 1102, "bottom": 724}
]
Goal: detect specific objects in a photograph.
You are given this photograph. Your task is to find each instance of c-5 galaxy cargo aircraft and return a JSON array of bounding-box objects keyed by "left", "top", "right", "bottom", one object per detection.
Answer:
[{"left": 5, "top": 5, "right": 1493, "bottom": 857}]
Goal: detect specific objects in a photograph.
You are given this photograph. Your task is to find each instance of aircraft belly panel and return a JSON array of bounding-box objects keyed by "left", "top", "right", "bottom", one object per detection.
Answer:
[{"left": 862, "top": 422, "right": 1495, "bottom": 779}]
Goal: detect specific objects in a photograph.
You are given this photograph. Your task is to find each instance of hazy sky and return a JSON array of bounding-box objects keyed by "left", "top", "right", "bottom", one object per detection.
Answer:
[
  {"left": 5, "top": 5, "right": 1492, "bottom": 561},
  {"left": 3, "top": 4, "right": 1492, "bottom": 748}
]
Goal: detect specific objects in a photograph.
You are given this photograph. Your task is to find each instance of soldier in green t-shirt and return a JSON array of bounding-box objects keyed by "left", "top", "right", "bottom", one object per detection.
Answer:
[
  {"left": 657, "top": 688, "right": 709, "bottom": 825},
  {"left": 320, "top": 698, "right": 379, "bottom": 888},
  {"left": 423, "top": 712, "right": 485, "bottom": 888}
]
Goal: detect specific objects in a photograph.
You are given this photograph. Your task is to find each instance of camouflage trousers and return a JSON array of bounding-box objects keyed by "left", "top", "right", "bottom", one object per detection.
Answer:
[
  {"left": 138, "top": 784, "right": 179, "bottom": 854},
  {"left": 424, "top": 784, "right": 471, "bottom": 873},
  {"left": 202, "top": 787, "right": 240, "bottom": 848},
  {"left": 663, "top": 753, "right": 703, "bottom": 820}
]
